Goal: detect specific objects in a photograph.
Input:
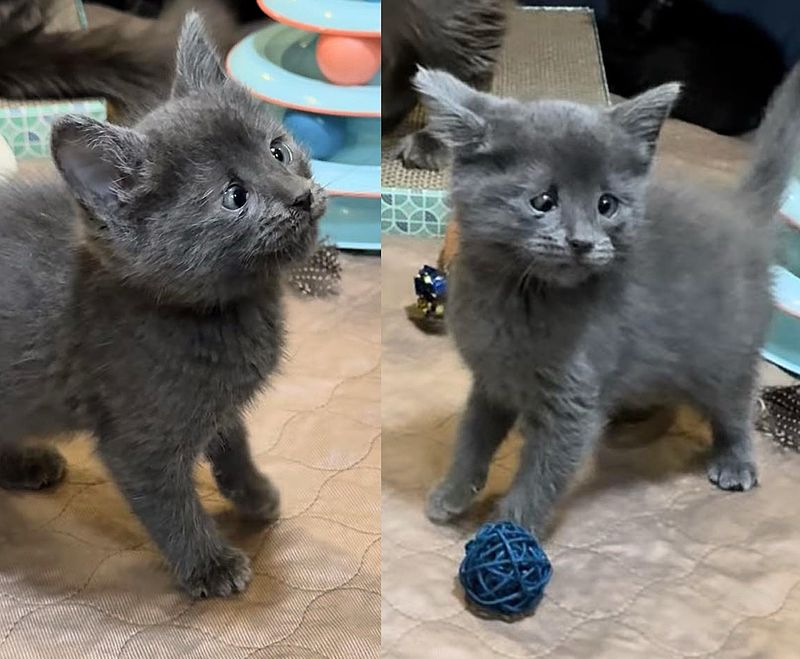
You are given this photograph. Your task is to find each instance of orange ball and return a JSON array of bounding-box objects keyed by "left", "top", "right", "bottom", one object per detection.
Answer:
[{"left": 316, "top": 34, "right": 380, "bottom": 86}]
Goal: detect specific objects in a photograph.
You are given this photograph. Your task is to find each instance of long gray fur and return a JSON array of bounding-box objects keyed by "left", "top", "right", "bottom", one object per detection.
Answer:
[
  {"left": 416, "top": 63, "right": 800, "bottom": 534},
  {"left": 0, "top": 13, "right": 325, "bottom": 597}
]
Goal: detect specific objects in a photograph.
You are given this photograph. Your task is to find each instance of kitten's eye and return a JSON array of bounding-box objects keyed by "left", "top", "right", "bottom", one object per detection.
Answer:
[
  {"left": 270, "top": 139, "right": 293, "bottom": 165},
  {"left": 598, "top": 193, "right": 619, "bottom": 217},
  {"left": 222, "top": 183, "right": 248, "bottom": 210},
  {"left": 530, "top": 192, "right": 557, "bottom": 213}
]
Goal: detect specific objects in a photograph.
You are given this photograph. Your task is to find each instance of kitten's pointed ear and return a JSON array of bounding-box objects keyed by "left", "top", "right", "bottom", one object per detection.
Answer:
[
  {"left": 608, "top": 83, "right": 681, "bottom": 157},
  {"left": 51, "top": 116, "right": 146, "bottom": 220},
  {"left": 413, "top": 68, "right": 489, "bottom": 148},
  {"left": 172, "top": 11, "right": 226, "bottom": 97}
]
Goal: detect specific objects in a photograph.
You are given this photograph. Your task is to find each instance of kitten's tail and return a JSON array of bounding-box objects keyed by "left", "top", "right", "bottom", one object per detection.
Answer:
[
  {"left": 738, "top": 61, "right": 800, "bottom": 222},
  {"left": 0, "top": 0, "right": 238, "bottom": 123}
]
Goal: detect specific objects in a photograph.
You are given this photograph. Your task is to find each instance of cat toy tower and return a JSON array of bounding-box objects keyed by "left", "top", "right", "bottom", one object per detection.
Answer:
[
  {"left": 763, "top": 165, "right": 800, "bottom": 373},
  {"left": 226, "top": 0, "right": 381, "bottom": 251}
]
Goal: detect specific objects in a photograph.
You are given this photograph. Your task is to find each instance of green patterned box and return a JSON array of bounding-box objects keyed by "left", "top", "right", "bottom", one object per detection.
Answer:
[
  {"left": 0, "top": 99, "right": 107, "bottom": 159},
  {"left": 381, "top": 188, "right": 450, "bottom": 238}
]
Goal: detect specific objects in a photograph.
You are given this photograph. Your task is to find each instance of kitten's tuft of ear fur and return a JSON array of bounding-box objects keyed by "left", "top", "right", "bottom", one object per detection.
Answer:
[
  {"left": 413, "top": 68, "right": 488, "bottom": 148},
  {"left": 51, "top": 115, "right": 146, "bottom": 220},
  {"left": 609, "top": 83, "right": 682, "bottom": 157},
  {"left": 171, "top": 11, "right": 226, "bottom": 98}
]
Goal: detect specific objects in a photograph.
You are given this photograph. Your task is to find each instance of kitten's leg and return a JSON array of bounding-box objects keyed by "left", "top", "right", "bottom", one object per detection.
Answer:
[
  {"left": 207, "top": 416, "right": 280, "bottom": 524},
  {"left": 497, "top": 403, "right": 603, "bottom": 534},
  {"left": 98, "top": 436, "right": 251, "bottom": 598},
  {"left": 426, "top": 385, "right": 516, "bottom": 524},
  {"left": 0, "top": 445, "right": 66, "bottom": 490},
  {"left": 706, "top": 405, "right": 758, "bottom": 492},
  {"left": 394, "top": 127, "right": 451, "bottom": 171}
]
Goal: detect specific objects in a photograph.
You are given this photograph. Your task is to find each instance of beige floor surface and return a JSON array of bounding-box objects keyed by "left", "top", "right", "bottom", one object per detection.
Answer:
[
  {"left": 381, "top": 121, "right": 800, "bottom": 658},
  {"left": 0, "top": 254, "right": 381, "bottom": 659}
]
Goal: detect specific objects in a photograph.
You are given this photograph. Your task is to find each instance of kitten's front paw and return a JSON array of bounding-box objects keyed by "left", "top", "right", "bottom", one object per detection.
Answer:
[
  {"left": 707, "top": 455, "right": 758, "bottom": 491},
  {"left": 181, "top": 546, "right": 252, "bottom": 598},
  {"left": 0, "top": 446, "right": 66, "bottom": 490},
  {"left": 394, "top": 132, "right": 450, "bottom": 171},
  {"left": 426, "top": 479, "right": 478, "bottom": 524},
  {"left": 496, "top": 491, "right": 544, "bottom": 535}
]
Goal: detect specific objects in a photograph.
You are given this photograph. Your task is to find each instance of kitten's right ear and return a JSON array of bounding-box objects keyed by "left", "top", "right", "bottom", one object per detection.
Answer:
[
  {"left": 51, "top": 115, "right": 146, "bottom": 221},
  {"left": 608, "top": 83, "right": 681, "bottom": 157},
  {"left": 413, "top": 68, "right": 489, "bottom": 148},
  {"left": 171, "top": 11, "right": 226, "bottom": 98}
]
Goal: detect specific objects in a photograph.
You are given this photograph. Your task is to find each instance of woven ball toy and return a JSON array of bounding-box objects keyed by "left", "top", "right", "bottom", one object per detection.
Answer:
[{"left": 459, "top": 521, "right": 552, "bottom": 616}]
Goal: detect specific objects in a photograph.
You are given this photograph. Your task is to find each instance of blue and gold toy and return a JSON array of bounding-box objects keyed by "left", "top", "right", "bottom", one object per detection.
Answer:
[{"left": 414, "top": 265, "right": 447, "bottom": 318}]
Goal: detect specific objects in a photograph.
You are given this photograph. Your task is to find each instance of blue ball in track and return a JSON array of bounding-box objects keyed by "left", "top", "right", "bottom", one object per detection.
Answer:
[
  {"left": 283, "top": 111, "right": 346, "bottom": 161},
  {"left": 459, "top": 521, "right": 552, "bottom": 617}
]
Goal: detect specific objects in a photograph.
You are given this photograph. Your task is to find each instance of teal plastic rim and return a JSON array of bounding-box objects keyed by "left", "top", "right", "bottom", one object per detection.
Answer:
[
  {"left": 257, "top": 0, "right": 380, "bottom": 37},
  {"left": 226, "top": 24, "right": 379, "bottom": 118}
]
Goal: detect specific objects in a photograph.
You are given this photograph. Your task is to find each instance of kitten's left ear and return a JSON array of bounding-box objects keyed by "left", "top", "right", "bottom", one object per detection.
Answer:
[
  {"left": 171, "top": 11, "right": 226, "bottom": 98},
  {"left": 51, "top": 115, "right": 147, "bottom": 221},
  {"left": 608, "top": 83, "right": 681, "bottom": 157},
  {"left": 413, "top": 68, "right": 490, "bottom": 148}
]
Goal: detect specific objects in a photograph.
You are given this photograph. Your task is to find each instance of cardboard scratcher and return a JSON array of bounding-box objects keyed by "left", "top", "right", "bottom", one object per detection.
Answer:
[{"left": 381, "top": 7, "right": 609, "bottom": 240}]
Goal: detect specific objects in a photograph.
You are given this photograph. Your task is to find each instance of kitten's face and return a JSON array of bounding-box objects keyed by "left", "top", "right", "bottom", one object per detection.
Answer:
[
  {"left": 414, "top": 69, "right": 680, "bottom": 287},
  {"left": 51, "top": 13, "right": 326, "bottom": 306},
  {"left": 450, "top": 103, "right": 649, "bottom": 286},
  {"left": 124, "top": 86, "right": 326, "bottom": 297}
]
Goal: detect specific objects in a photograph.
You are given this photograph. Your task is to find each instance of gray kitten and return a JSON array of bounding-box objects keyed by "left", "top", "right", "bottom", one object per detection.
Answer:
[
  {"left": 416, "top": 63, "right": 800, "bottom": 534},
  {"left": 0, "top": 14, "right": 325, "bottom": 597}
]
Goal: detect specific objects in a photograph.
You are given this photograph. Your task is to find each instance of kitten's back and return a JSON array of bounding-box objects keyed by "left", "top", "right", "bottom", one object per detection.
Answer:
[{"left": 0, "top": 173, "right": 77, "bottom": 436}]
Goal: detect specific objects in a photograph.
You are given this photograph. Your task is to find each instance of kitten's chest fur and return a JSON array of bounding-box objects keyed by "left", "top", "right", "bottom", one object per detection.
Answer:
[
  {"left": 63, "top": 259, "right": 285, "bottom": 434},
  {"left": 447, "top": 260, "right": 619, "bottom": 407}
]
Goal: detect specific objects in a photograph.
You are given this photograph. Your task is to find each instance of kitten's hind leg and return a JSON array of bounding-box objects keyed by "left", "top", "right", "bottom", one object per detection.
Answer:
[
  {"left": 707, "top": 408, "right": 758, "bottom": 492},
  {"left": 207, "top": 416, "right": 280, "bottom": 524},
  {"left": 0, "top": 445, "right": 66, "bottom": 490},
  {"left": 426, "top": 385, "right": 516, "bottom": 524}
]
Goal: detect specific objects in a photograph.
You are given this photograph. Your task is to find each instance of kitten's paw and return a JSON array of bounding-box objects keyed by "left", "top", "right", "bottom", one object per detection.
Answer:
[
  {"left": 426, "top": 479, "right": 478, "bottom": 524},
  {"left": 707, "top": 455, "right": 758, "bottom": 491},
  {"left": 496, "top": 491, "right": 544, "bottom": 535},
  {"left": 230, "top": 472, "right": 281, "bottom": 524},
  {"left": 394, "top": 132, "right": 450, "bottom": 171},
  {"left": 181, "top": 546, "right": 252, "bottom": 598},
  {"left": 0, "top": 446, "right": 66, "bottom": 490}
]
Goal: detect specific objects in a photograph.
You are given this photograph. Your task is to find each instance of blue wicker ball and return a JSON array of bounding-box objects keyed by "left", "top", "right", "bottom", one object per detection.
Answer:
[{"left": 459, "top": 521, "right": 552, "bottom": 616}]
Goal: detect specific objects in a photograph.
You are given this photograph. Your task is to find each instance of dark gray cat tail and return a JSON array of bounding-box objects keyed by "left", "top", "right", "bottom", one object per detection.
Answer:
[
  {"left": 738, "top": 61, "right": 800, "bottom": 222},
  {"left": 0, "top": 0, "right": 237, "bottom": 123}
]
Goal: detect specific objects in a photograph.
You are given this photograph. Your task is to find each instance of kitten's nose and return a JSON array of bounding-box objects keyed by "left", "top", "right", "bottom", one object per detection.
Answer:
[
  {"left": 291, "top": 191, "right": 312, "bottom": 212},
  {"left": 568, "top": 238, "right": 594, "bottom": 255}
]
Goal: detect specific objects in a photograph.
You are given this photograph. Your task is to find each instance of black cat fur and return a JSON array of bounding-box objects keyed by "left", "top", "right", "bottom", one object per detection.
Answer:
[{"left": 599, "top": 0, "right": 787, "bottom": 135}]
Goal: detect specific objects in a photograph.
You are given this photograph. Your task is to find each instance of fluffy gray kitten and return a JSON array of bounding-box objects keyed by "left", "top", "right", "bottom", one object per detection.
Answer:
[
  {"left": 0, "top": 14, "right": 325, "bottom": 597},
  {"left": 416, "top": 63, "right": 800, "bottom": 534}
]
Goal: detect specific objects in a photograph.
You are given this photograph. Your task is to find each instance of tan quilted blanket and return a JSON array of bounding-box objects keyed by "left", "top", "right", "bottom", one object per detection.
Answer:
[
  {"left": 381, "top": 120, "right": 800, "bottom": 658},
  {"left": 0, "top": 255, "right": 380, "bottom": 658}
]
